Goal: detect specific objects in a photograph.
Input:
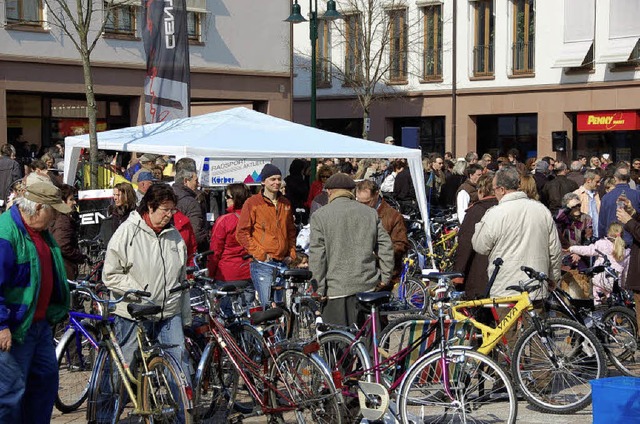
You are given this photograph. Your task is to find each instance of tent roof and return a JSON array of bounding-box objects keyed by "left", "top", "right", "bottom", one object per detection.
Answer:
[{"left": 63, "top": 107, "right": 421, "bottom": 160}]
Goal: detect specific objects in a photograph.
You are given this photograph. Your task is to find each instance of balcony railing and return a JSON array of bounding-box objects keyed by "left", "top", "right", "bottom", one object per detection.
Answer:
[
  {"left": 512, "top": 40, "right": 535, "bottom": 74},
  {"left": 473, "top": 44, "right": 494, "bottom": 76},
  {"left": 423, "top": 47, "right": 442, "bottom": 80}
]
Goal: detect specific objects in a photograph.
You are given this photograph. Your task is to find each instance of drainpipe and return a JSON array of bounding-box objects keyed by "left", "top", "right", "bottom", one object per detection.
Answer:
[{"left": 451, "top": 0, "right": 457, "bottom": 157}]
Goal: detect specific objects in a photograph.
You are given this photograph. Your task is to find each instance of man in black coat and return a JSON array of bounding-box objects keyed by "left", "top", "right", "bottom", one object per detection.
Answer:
[
  {"left": 173, "top": 167, "right": 209, "bottom": 252},
  {"left": 0, "top": 144, "right": 22, "bottom": 211}
]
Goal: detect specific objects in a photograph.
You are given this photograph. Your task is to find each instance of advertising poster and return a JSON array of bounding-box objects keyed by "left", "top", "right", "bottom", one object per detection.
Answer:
[{"left": 207, "top": 159, "right": 272, "bottom": 186}]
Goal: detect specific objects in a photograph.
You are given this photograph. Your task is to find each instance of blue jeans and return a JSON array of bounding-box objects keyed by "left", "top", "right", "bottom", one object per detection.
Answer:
[
  {"left": 215, "top": 279, "right": 255, "bottom": 318},
  {"left": 0, "top": 320, "right": 58, "bottom": 423},
  {"left": 114, "top": 314, "right": 191, "bottom": 386},
  {"left": 250, "top": 261, "right": 285, "bottom": 307}
]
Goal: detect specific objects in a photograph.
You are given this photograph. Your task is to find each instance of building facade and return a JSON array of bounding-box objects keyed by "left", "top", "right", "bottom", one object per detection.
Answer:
[
  {"left": 1, "top": 0, "right": 292, "bottom": 152},
  {"left": 292, "top": 0, "right": 640, "bottom": 162}
]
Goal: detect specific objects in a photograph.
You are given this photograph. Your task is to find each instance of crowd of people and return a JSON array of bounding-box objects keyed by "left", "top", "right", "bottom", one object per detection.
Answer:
[{"left": 2, "top": 137, "right": 640, "bottom": 420}]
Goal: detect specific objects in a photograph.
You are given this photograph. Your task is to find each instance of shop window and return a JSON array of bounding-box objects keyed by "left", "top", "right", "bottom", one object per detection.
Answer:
[
  {"left": 477, "top": 114, "right": 537, "bottom": 159},
  {"left": 105, "top": 3, "right": 137, "bottom": 36},
  {"left": 316, "top": 19, "right": 332, "bottom": 87},
  {"left": 392, "top": 117, "right": 446, "bottom": 154},
  {"left": 512, "top": 0, "right": 535, "bottom": 75},
  {"left": 473, "top": 0, "right": 494, "bottom": 77},
  {"left": 5, "top": 0, "right": 42, "bottom": 26},
  {"left": 344, "top": 13, "right": 363, "bottom": 85},
  {"left": 422, "top": 4, "right": 443, "bottom": 81},
  {"left": 388, "top": 8, "right": 408, "bottom": 83},
  {"left": 187, "top": 11, "right": 204, "bottom": 43}
]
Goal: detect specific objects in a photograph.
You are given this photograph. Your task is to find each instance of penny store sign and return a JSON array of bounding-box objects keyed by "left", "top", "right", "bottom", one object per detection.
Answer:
[{"left": 577, "top": 111, "right": 640, "bottom": 132}]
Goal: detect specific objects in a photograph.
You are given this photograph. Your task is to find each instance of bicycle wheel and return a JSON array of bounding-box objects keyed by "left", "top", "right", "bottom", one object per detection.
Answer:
[
  {"left": 396, "top": 278, "right": 428, "bottom": 313},
  {"left": 193, "top": 342, "right": 239, "bottom": 421},
  {"left": 268, "top": 349, "right": 343, "bottom": 424},
  {"left": 290, "top": 300, "right": 319, "bottom": 341},
  {"left": 141, "top": 354, "right": 192, "bottom": 424},
  {"left": 511, "top": 317, "right": 607, "bottom": 414},
  {"left": 398, "top": 347, "right": 517, "bottom": 424},
  {"left": 55, "top": 324, "right": 99, "bottom": 412},
  {"left": 318, "top": 331, "right": 372, "bottom": 423},
  {"left": 601, "top": 306, "right": 640, "bottom": 376},
  {"left": 86, "top": 350, "right": 123, "bottom": 424}
]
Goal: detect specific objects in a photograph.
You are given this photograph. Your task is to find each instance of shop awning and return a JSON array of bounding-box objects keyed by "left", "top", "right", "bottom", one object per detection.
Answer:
[{"left": 552, "top": 41, "right": 593, "bottom": 68}]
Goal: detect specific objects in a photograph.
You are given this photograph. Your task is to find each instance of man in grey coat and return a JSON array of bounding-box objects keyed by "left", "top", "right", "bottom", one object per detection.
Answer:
[{"left": 309, "top": 173, "right": 394, "bottom": 327}]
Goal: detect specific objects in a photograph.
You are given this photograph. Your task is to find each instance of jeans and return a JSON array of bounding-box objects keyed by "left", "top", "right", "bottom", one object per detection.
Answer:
[
  {"left": 250, "top": 260, "right": 285, "bottom": 307},
  {"left": 215, "top": 279, "right": 255, "bottom": 318},
  {"left": 114, "top": 314, "right": 191, "bottom": 386},
  {"left": 0, "top": 320, "right": 58, "bottom": 423}
]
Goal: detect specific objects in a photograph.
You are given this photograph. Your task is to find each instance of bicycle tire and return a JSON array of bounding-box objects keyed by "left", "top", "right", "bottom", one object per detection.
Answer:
[
  {"left": 317, "top": 331, "right": 372, "bottom": 423},
  {"left": 86, "top": 350, "right": 123, "bottom": 424},
  {"left": 398, "top": 347, "right": 517, "bottom": 424},
  {"left": 601, "top": 306, "right": 640, "bottom": 376},
  {"left": 268, "top": 349, "right": 343, "bottom": 424},
  {"left": 511, "top": 317, "right": 607, "bottom": 414},
  {"left": 290, "top": 299, "right": 319, "bottom": 341},
  {"left": 141, "top": 354, "right": 193, "bottom": 424},
  {"left": 193, "top": 341, "right": 238, "bottom": 421},
  {"left": 55, "top": 324, "right": 99, "bottom": 413},
  {"left": 395, "top": 277, "right": 428, "bottom": 313}
]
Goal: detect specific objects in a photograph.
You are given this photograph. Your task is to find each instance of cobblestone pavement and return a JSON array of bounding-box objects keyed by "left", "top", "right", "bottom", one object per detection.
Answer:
[{"left": 51, "top": 401, "right": 594, "bottom": 423}]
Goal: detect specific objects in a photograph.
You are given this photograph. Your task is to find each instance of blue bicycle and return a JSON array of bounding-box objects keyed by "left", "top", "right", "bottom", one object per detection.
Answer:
[{"left": 55, "top": 281, "right": 112, "bottom": 413}]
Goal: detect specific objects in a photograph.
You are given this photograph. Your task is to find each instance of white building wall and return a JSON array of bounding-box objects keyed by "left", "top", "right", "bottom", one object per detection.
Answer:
[
  {"left": 293, "top": 0, "right": 640, "bottom": 99},
  {"left": 0, "top": 0, "right": 290, "bottom": 74}
]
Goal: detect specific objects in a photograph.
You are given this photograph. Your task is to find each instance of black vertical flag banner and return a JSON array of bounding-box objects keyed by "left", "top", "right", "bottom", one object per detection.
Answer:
[{"left": 142, "top": 0, "right": 191, "bottom": 123}]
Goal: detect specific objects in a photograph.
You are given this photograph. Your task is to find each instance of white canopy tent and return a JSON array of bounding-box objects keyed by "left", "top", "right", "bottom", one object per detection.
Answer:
[{"left": 63, "top": 107, "right": 430, "bottom": 241}]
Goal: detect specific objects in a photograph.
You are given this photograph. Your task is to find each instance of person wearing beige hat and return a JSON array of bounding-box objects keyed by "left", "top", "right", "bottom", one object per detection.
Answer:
[
  {"left": 0, "top": 180, "right": 71, "bottom": 422},
  {"left": 309, "top": 173, "right": 394, "bottom": 327},
  {"left": 131, "top": 153, "right": 157, "bottom": 184}
]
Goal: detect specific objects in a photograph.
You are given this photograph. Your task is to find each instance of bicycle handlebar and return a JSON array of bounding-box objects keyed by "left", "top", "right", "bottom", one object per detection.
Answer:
[{"left": 68, "top": 280, "right": 151, "bottom": 306}]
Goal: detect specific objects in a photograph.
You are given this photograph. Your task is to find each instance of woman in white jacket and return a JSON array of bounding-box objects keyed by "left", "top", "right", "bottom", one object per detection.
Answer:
[
  {"left": 102, "top": 183, "right": 190, "bottom": 382},
  {"left": 569, "top": 222, "right": 629, "bottom": 304}
]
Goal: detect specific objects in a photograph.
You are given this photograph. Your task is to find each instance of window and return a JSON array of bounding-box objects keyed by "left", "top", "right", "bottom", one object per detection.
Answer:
[
  {"left": 344, "top": 13, "right": 363, "bottom": 84},
  {"left": 187, "top": 11, "right": 204, "bottom": 42},
  {"left": 388, "top": 8, "right": 408, "bottom": 82},
  {"left": 316, "top": 19, "right": 332, "bottom": 87},
  {"left": 5, "top": 0, "right": 42, "bottom": 25},
  {"left": 473, "top": 0, "right": 494, "bottom": 77},
  {"left": 423, "top": 4, "right": 443, "bottom": 80},
  {"left": 105, "top": 3, "right": 136, "bottom": 35},
  {"left": 512, "top": 0, "right": 535, "bottom": 74}
]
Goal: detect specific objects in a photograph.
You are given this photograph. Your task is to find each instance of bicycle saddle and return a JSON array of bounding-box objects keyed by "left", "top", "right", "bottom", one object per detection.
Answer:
[
  {"left": 423, "top": 272, "right": 464, "bottom": 281},
  {"left": 357, "top": 291, "right": 391, "bottom": 306},
  {"left": 283, "top": 269, "right": 313, "bottom": 281},
  {"left": 250, "top": 307, "right": 284, "bottom": 325},
  {"left": 216, "top": 281, "right": 249, "bottom": 292},
  {"left": 127, "top": 303, "right": 162, "bottom": 320}
]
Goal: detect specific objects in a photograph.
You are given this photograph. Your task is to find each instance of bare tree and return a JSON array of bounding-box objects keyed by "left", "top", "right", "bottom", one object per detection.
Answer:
[
  {"left": 42, "top": 0, "right": 118, "bottom": 188},
  {"left": 296, "top": 0, "right": 424, "bottom": 139}
]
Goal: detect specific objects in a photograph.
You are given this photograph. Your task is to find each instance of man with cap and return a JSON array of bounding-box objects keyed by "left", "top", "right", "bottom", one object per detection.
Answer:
[
  {"left": 131, "top": 153, "right": 156, "bottom": 184},
  {"left": 0, "top": 181, "right": 71, "bottom": 421},
  {"left": 384, "top": 136, "right": 395, "bottom": 145},
  {"left": 309, "top": 173, "right": 394, "bottom": 327},
  {"left": 236, "top": 163, "right": 297, "bottom": 306},
  {"left": 135, "top": 171, "right": 157, "bottom": 204}
]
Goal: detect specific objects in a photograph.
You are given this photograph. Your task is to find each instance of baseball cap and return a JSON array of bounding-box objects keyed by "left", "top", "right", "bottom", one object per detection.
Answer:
[
  {"left": 23, "top": 182, "right": 72, "bottom": 214},
  {"left": 137, "top": 171, "right": 158, "bottom": 183}
]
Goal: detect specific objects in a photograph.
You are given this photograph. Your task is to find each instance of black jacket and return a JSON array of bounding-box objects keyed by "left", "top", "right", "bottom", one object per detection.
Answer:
[
  {"left": 0, "top": 155, "right": 22, "bottom": 209},
  {"left": 173, "top": 183, "right": 209, "bottom": 251}
]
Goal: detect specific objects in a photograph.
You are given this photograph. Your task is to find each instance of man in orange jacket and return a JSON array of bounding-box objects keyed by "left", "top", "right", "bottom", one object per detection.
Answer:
[{"left": 236, "top": 164, "right": 297, "bottom": 306}]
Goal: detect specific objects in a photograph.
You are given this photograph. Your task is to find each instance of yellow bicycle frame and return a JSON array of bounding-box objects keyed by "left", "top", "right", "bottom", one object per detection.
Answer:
[{"left": 449, "top": 291, "right": 533, "bottom": 356}]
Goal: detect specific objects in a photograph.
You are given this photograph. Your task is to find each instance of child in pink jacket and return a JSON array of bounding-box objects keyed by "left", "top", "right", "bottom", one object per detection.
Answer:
[{"left": 568, "top": 222, "right": 629, "bottom": 304}]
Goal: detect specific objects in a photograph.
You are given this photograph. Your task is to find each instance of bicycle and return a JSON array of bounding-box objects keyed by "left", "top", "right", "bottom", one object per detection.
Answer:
[
  {"left": 317, "top": 287, "right": 517, "bottom": 423},
  {"left": 70, "top": 281, "right": 193, "bottom": 424},
  {"left": 187, "top": 278, "right": 344, "bottom": 423},
  {"left": 380, "top": 256, "right": 429, "bottom": 315},
  {"left": 55, "top": 282, "right": 112, "bottom": 413}
]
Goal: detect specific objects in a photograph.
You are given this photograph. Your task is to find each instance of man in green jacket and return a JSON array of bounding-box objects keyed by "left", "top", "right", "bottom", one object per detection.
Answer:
[{"left": 0, "top": 181, "right": 71, "bottom": 422}]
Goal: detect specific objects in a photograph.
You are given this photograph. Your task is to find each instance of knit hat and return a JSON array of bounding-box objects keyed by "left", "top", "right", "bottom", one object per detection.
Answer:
[
  {"left": 259, "top": 164, "right": 282, "bottom": 181},
  {"left": 324, "top": 172, "right": 356, "bottom": 190},
  {"left": 535, "top": 161, "right": 549, "bottom": 173}
]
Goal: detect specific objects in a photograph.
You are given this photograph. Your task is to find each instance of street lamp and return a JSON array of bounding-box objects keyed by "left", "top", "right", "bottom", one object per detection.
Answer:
[{"left": 286, "top": 0, "right": 342, "bottom": 128}]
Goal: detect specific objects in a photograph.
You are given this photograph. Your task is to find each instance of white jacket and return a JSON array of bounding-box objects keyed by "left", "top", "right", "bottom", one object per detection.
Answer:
[
  {"left": 102, "top": 211, "right": 189, "bottom": 323},
  {"left": 472, "top": 191, "right": 562, "bottom": 299},
  {"left": 380, "top": 172, "right": 397, "bottom": 193}
]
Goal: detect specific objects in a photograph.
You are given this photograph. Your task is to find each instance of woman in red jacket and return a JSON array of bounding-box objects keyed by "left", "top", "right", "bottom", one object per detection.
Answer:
[{"left": 208, "top": 183, "right": 253, "bottom": 310}]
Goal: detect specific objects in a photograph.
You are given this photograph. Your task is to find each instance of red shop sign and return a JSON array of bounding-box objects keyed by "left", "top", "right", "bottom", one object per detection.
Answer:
[{"left": 577, "top": 111, "right": 640, "bottom": 132}]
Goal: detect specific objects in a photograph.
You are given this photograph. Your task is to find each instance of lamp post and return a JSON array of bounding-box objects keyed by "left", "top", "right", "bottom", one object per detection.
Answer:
[{"left": 286, "top": 0, "right": 342, "bottom": 128}]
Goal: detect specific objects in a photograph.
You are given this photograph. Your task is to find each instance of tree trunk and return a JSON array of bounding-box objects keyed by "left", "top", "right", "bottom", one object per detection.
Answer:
[
  {"left": 361, "top": 98, "right": 371, "bottom": 140},
  {"left": 80, "top": 44, "right": 99, "bottom": 189}
]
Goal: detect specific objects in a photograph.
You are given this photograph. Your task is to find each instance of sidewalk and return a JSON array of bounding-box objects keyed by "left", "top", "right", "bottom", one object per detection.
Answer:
[{"left": 51, "top": 401, "right": 593, "bottom": 423}]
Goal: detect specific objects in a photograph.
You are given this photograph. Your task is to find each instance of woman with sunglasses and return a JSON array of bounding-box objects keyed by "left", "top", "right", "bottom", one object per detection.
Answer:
[{"left": 207, "top": 183, "right": 254, "bottom": 308}]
